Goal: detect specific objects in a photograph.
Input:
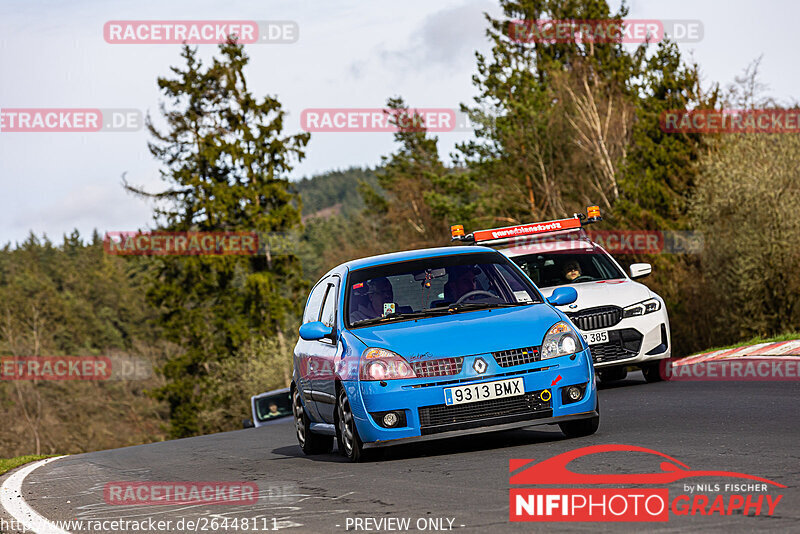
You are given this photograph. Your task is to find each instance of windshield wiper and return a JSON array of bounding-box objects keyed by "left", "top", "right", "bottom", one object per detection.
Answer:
[
  {"left": 350, "top": 311, "right": 434, "bottom": 327},
  {"left": 351, "top": 302, "right": 536, "bottom": 327},
  {"left": 425, "top": 301, "right": 533, "bottom": 314}
]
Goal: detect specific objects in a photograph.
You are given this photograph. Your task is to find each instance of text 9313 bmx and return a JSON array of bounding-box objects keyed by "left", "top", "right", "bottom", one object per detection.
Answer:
[{"left": 292, "top": 246, "right": 598, "bottom": 462}]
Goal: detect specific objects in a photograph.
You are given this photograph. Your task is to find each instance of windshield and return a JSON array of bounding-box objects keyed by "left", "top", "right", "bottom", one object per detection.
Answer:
[
  {"left": 345, "top": 251, "right": 542, "bottom": 328},
  {"left": 254, "top": 392, "right": 292, "bottom": 422},
  {"left": 509, "top": 250, "right": 625, "bottom": 288}
]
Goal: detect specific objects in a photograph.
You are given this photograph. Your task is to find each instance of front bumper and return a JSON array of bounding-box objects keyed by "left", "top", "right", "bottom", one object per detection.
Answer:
[
  {"left": 582, "top": 311, "right": 671, "bottom": 368},
  {"left": 345, "top": 348, "right": 597, "bottom": 446}
]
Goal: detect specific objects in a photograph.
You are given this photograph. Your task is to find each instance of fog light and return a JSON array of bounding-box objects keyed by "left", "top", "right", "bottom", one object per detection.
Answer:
[
  {"left": 561, "top": 383, "right": 587, "bottom": 404},
  {"left": 383, "top": 412, "right": 399, "bottom": 427}
]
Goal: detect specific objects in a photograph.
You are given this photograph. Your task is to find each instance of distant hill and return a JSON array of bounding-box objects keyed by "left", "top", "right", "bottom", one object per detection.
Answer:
[{"left": 292, "top": 167, "right": 379, "bottom": 218}]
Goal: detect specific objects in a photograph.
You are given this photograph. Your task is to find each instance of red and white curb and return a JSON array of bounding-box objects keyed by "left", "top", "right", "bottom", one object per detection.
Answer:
[
  {"left": 678, "top": 340, "right": 800, "bottom": 366},
  {"left": 0, "top": 456, "right": 69, "bottom": 534}
]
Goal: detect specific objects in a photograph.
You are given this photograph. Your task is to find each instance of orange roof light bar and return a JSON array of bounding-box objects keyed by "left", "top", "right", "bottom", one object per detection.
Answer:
[
  {"left": 472, "top": 217, "right": 581, "bottom": 243},
  {"left": 451, "top": 204, "right": 602, "bottom": 245}
]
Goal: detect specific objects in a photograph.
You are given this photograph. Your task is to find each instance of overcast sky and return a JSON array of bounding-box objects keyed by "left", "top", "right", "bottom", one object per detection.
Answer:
[{"left": 1, "top": 0, "right": 797, "bottom": 245}]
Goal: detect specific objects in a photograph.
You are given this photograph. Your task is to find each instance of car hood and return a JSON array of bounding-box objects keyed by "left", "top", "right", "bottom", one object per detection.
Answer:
[
  {"left": 539, "top": 279, "right": 653, "bottom": 312},
  {"left": 349, "top": 304, "right": 562, "bottom": 359}
]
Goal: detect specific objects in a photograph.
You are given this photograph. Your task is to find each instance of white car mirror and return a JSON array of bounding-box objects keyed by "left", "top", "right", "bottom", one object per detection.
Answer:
[{"left": 629, "top": 263, "right": 652, "bottom": 279}]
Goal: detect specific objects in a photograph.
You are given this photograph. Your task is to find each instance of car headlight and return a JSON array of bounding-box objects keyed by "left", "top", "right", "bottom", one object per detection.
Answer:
[
  {"left": 622, "top": 298, "right": 661, "bottom": 318},
  {"left": 541, "top": 321, "right": 580, "bottom": 360},
  {"left": 359, "top": 348, "right": 417, "bottom": 380}
]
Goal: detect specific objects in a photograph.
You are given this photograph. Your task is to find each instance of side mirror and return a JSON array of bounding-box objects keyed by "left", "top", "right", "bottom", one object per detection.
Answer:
[
  {"left": 629, "top": 263, "right": 652, "bottom": 279},
  {"left": 242, "top": 418, "right": 254, "bottom": 429},
  {"left": 299, "top": 321, "right": 334, "bottom": 341},
  {"left": 547, "top": 287, "right": 578, "bottom": 306}
]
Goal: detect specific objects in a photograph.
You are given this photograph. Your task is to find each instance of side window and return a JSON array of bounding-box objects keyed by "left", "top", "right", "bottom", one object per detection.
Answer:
[
  {"left": 303, "top": 278, "right": 328, "bottom": 324},
  {"left": 320, "top": 280, "right": 338, "bottom": 329}
]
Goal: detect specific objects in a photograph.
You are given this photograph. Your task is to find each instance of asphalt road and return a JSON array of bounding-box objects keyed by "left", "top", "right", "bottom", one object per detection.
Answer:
[{"left": 3, "top": 372, "right": 799, "bottom": 533}]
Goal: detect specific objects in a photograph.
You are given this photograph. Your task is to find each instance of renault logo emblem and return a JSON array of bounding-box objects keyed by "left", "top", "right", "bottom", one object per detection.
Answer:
[{"left": 473, "top": 357, "right": 487, "bottom": 374}]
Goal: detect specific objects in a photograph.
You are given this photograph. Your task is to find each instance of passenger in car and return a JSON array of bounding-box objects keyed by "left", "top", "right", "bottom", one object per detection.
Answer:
[{"left": 350, "top": 277, "right": 394, "bottom": 322}]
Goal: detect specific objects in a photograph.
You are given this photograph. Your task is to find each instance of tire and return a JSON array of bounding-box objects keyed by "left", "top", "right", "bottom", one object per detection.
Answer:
[
  {"left": 559, "top": 398, "right": 600, "bottom": 438},
  {"left": 336, "top": 388, "right": 367, "bottom": 462},
  {"left": 641, "top": 362, "right": 664, "bottom": 383},
  {"left": 292, "top": 387, "right": 333, "bottom": 455},
  {"left": 597, "top": 366, "right": 627, "bottom": 383}
]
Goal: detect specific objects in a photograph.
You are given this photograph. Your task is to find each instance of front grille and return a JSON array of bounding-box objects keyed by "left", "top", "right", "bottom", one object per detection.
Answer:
[
  {"left": 418, "top": 391, "right": 551, "bottom": 434},
  {"left": 590, "top": 343, "right": 637, "bottom": 363},
  {"left": 589, "top": 328, "right": 643, "bottom": 364},
  {"left": 411, "top": 357, "right": 463, "bottom": 377},
  {"left": 493, "top": 346, "right": 540, "bottom": 367},
  {"left": 567, "top": 306, "right": 622, "bottom": 331}
]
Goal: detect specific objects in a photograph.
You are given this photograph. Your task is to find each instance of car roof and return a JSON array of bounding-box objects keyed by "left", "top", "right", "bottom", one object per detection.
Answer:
[
  {"left": 341, "top": 245, "right": 498, "bottom": 272},
  {"left": 251, "top": 387, "right": 290, "bottom": 402}
]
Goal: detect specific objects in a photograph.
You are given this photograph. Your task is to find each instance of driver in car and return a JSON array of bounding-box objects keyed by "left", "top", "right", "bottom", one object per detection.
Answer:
[
  {"left": 445, "top": 265, "right": 479, "bottom": 302},
  {"left": 563, "top": 260, "right": 582, "bottom": 282}
]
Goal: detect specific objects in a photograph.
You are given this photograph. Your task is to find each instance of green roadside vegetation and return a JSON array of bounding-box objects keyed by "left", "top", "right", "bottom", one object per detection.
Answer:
[{"left": 0, "top": 455, "right": 58, "bottom": 476}]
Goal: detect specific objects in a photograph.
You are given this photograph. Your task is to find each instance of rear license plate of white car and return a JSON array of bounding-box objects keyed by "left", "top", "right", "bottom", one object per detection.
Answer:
[
  {"left": 443, "top": 377, "right": 524, "bottom": 406},
  {"left": 582, "top": 330, "right": 609, "bottom": 345}
]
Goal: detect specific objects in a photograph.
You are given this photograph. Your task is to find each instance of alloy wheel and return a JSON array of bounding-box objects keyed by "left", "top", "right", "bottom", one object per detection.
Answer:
[{"left": 293, "top": 389, "right": 306, "bottom": 447}]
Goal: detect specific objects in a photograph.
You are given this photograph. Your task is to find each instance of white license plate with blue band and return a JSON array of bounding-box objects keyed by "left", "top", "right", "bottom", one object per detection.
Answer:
[{"left": 444, "top": 377, "right": 525, "bottom": 406}]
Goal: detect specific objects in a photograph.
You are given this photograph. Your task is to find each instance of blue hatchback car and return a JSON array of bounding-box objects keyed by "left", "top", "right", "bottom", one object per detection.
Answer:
[{"left": 292, "top": 246, "right": 599, "bottom": 461}]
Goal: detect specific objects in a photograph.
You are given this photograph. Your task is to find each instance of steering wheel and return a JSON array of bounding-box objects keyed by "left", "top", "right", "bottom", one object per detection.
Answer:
[
  {"left": 455, "top": 290, "right": 498, "bottom": 304},
  {"left": 571, "top": 275, "right": 593, "bottom": 283}
]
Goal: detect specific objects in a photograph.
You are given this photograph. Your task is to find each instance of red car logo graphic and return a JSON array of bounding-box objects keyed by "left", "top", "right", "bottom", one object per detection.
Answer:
[{"left": 510, "top": 444, "right": 785, "bottom": 487}]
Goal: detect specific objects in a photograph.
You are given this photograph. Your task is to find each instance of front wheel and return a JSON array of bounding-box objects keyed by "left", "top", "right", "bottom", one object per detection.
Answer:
[
  {"left": 559, "top": 399, "right": 600, "bottom": 438},
  {"left": 336, "top": 388, "right": 367, "bottom": 462},
  {"left": 293, "top": 387, "right": 333, "bottom": 455},
  {"left": 641, "top": 362, "right": 664, "bottom": 383},
  {"left": 597, "top": 366, "right": 627, "bottom": 383}
]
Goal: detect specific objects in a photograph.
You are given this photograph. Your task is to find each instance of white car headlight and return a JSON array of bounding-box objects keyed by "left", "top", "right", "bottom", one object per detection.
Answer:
[
  {"left": 541, "top": 321, "right": 581, "bottom": 360},
  {"left": 622, "top": 298, "right": 661, "bottom": 318}
]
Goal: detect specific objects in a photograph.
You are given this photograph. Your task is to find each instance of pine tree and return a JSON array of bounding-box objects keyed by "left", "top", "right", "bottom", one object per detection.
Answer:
[{"left": 126, "top": 42, "right": 310, "bottom": 437}]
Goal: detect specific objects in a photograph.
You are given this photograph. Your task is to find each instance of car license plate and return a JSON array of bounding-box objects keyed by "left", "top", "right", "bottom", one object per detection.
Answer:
[
  {"left": 444, "top": 377, "right": 524, "bottom": 406},
  {"left": 582, "top": 330, "right": 609, "bottom": 345}
]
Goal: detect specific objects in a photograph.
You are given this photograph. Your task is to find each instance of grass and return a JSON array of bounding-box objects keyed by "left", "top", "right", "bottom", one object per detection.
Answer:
[
  {"left": 690, "top": 332, "right": 800, "bottom": 357},
  {"left": 0, "top": 455, "right": 58, "bottom": 476}
]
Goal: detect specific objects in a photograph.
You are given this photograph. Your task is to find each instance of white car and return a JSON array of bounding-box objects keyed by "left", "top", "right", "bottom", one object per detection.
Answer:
[
  {"left": 451, "top": 208, "right": 671, "bottom": 383},
  {"left": 243, "top": 387, "right": 293, "bottom": 428}
]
